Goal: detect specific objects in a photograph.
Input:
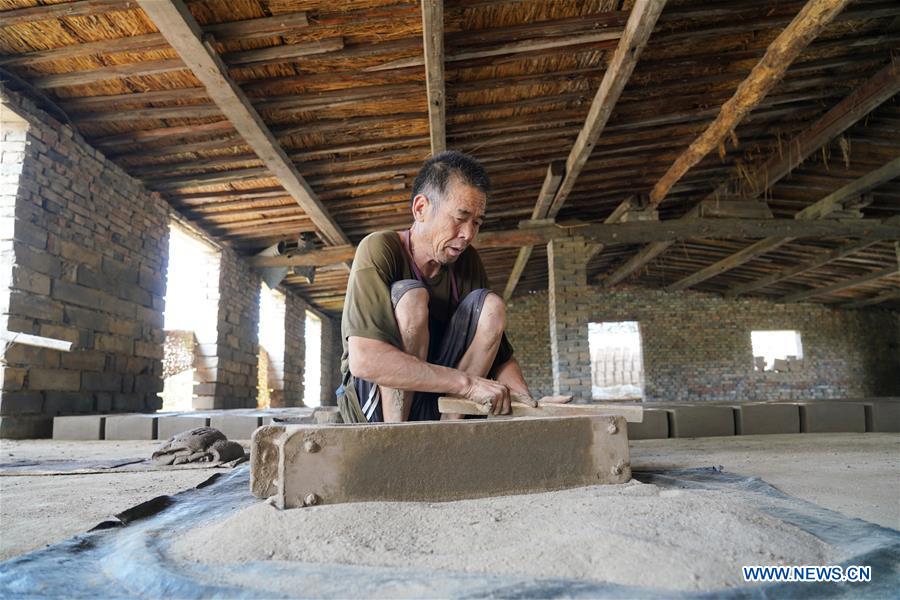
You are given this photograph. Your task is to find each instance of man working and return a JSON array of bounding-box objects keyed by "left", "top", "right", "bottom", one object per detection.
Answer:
[{"left": 338, "top": 151, "right": 535, "bottom": 423}]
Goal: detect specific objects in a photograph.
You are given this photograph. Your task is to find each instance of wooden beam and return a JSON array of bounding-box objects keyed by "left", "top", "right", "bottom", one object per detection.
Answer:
[
  {"left": 779, "top": 266, "right": 898, "bottom": 303},
  {"left": 647, "top": 0, "right": 851, "bottom": 209},
  {"left": 473, "top": 218, "right": 900, "bottom": 249},
  {"left": 665, "top": 157, "right": 900, "bottom": 291},
  {"left": 30, "top": 58, "right": 186, "bottom": 89},
  {"left": 724, "top": 238, "right": 876, "bottom": 297},
  {"left": 604, "top": 62, "right": 900, "bottom": 289},
  {"left": 437, "top": 397, "right": 643, "bottom": 423},
  {"left": 248, "top": 245, "right": 357, "bottom": 268},
  {"left": 546, "top": 0, "right": 666, "bottom": 219},
  {"left": 136, "top": 0, "right": 349, "bottom": 247},
  {"left": 222, "top": 37, "right": 344, "bottom": 66},
  {"left": 842, "top": 290, "right": 900, "bottom": 309},
  {"left": 503, "top": 161, "right": 564, "bottom": 300},
  {"left": 0, "top": 0, "right": 137, "bottom": 27},
  {"left": 421, "top": 0, "right": 445, "bottom": 155}
]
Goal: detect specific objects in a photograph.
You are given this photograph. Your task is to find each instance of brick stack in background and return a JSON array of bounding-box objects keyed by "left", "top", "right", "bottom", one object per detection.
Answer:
[
  {"left": 282, "top": 292, "right": 307, "bottom": 406},
  {"left": 319, "top": 315, "right": 342, "bottom": 407},
  {"left": 506, "top": 285, "right": 900, "bottom": 403},
  {"left": 0, "top": 93, "right": 169, "bottom": 438},
  {"left": 547, "top": 236, "right": 598, "bottom": 400}
]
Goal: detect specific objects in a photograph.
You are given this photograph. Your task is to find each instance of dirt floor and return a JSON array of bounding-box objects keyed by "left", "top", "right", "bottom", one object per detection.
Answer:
[{"left": 0, "top": 433, "right": 897, "bottom": 563}]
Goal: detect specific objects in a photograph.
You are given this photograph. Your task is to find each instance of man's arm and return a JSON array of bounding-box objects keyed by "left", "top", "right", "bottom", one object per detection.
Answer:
[{"left": 349, "top": 336, "right": 512, "bottom": 417}]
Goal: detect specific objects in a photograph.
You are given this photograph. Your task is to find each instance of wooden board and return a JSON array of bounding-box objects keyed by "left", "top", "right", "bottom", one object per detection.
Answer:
[{"left": 438, "top": 396, "right": 643, "bottom": 423}]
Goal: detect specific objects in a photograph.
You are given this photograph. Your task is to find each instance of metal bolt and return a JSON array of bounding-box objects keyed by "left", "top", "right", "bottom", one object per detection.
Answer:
[
  {"left": 303, "top": 440, "right": 320, "bottom": 453},
  {"left": 303, "top": 493, "right": 320, "bottom": 506}
]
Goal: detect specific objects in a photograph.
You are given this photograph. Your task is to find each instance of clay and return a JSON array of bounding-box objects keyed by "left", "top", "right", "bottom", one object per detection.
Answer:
[
  {"left": 209, "top": 415, "right": 263, "bottom": 440},
  {"left": 252, "top": 416, "right": 631, "bottom": 508},
  {"left": 798, "top": 402, "right": 866, "bottom": 433},
  {"left": 628, "top": 408, "right": 668, "bottom": 439},
  {"left": 863, "top": 401, "right": 900, "bottom": 433},
  {"left": 104, "top": 414, "right": 157, "bottom": 440},
  {"left": 157, "top": 416, "right": 210, "bottom": 441},
  {"left": 733, "top": 403, "right": 799, "bottom": 435},
  {"left": 174, "top": 480, "right": 836, "bottom": 593},
  {"left": 52, "top": 415, "right": 105, "bottom": 440},
  {"left": 667, "top": 406, "right": 735, "bottom": 438}
]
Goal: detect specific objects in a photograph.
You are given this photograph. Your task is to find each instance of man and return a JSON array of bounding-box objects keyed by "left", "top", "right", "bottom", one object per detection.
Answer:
[{"left": 338, "top": 151, "right": 535, "bottom": 423}]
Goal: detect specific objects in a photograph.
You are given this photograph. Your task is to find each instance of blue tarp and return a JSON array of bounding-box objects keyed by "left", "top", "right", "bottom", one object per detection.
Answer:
[{"left": 1, "top": 465, "right": 897, "bottom": 598}]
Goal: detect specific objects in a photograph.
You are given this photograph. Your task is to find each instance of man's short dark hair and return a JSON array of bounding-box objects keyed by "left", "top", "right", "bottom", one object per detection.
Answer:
[{"left": 410, "top": 150, "right": 491, "bottom": 208}]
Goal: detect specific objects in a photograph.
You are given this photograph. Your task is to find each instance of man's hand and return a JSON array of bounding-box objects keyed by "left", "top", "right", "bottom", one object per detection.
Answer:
[{"left": 463, "top": 375, "right": 511, "bottom": 415}]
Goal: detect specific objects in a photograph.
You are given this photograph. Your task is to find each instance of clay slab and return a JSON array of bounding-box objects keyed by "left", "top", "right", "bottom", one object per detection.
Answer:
[
  {"left": 864, "top": 401, "right": 900, "bottom": 433},
  {"left": 734, "top": 403, "right": 800, "bottom": 435},
  {"left": 157, "top": 415, "right": 210, "bottom": 440},
  {"left": 799, "top": 402, "right": 866, "bottom": 433},
  {"left": 104, "top": 414, "right": 157, "bottom": 440},
  {"left": 52, "top": 415, "right": 105, "bottom": 440},
  {"left": 667, "top": 406, "right": 735, "bottom": 438},
  {"left": 252, "top": 416, "right": 631, "bottom": 508},
  {"left": 628, "top": 408, "right": 668, "bottom": 439}
]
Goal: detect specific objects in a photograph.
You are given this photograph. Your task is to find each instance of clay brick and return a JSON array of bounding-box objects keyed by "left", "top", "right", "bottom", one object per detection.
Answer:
[
  {"left": 8, "top": 290, "right": 63, "bottom": 321},
  {"left": 1, "top": 367, "right": 27, "bottom": 391},
  {"left": 734, "top": 403, "right": 800, "bottom": 435},
  {"left": 10, "top": 265, "right": 50, "bottom": 295},
  {"left": 667, "top": 405, "right": 735, "bottom": 438},
  {"left": 0, "top": 415, "right": 53, "bottom": 439},
  {"left": 252, "top": 416, "right": 631, "bottom": 507},
  {"left": 0, "top": 390, "right": 43, "bottom": 415},
  {"left": 157, "top": 415, "right": 210, "bottom": 440},
  {"left": 52, "top": 415, "right": 104, "bottom": 440},
  {"left": 799, "top": 402, "right": 866, "bottom": 433},
  {"left": 211, "top": 413, "right": 263, "bottom": 440},
  {"left": 44, "top": 391, "right": 93, "bottom": 414},
  {"left": 628, "top": 408, "right": 668, "bottom": 439},
  {"left": 51, "top": 280, "right": 104, "bottom": 309},
  {"left": 27, "top": 368, "right": 80, "bottom": 391},
  {"left": 105, "top": 414, "right": 157, "bottom": 440},
  {"left": 864, "top": 401, "right": 900, "bottom": 433},
  {"left": 60, "top": 350, "right": 106, "bottom": 371},
  {"left": 81, "top": 371, "right": 122, "bottom": 392}
]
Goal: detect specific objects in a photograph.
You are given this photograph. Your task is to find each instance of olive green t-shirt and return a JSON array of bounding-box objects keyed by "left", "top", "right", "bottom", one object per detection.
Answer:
[{"left": 340, "top": 230, "right": 514, "bottom": 380}]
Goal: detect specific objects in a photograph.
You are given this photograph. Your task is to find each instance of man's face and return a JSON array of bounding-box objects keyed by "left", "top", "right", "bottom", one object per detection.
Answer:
[{"left": 415, "top": 178, "right": 486, "bottom": 265}]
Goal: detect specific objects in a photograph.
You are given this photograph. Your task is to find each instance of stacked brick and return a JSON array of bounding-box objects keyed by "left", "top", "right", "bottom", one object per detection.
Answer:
[
  {"left": 547, "top": 236, "right": 598, "bottom": 399},
  {"left": 282, "top": 292, "right": 307, "bottom": 406},
  {"left": 506, "top": 284, "right": 900, "bottom": 403},
  {"left": 0, "top": 94, "right": 169, "bottom": 438},
  {"left": 206, "top": 248, "right": 260, "bottom": 409},
  {"left": 318, "top": 314, "right": 342, "bottom": 407}
]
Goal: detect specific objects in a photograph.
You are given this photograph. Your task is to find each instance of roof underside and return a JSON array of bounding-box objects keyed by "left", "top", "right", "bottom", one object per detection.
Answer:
[{"left": 0, "top": 0, "right": 897, "bottom": 316}]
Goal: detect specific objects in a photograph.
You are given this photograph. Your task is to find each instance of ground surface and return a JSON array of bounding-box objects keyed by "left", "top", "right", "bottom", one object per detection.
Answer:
[{"left": 0, "top": 433, "right": 897, "bottom": 563}]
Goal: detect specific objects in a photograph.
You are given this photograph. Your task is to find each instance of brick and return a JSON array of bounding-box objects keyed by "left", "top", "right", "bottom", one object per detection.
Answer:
[
  {"left": 105, "top": 414, "right": 157, "bottom": 440},
  {"left": 667, "top": 405, "right": 735, "bottom": 438},
  {"left": 94, "top": 334, "right": 133, "bottom": 355},
  {"left": 864, "top": 401, "right": 900, "bottom": 433},
  {"left": 81, "top": 371, "right": 122, "bottom": 392},
  {"left": 157, "top": 415, "right": 210, "bottom": 440},
  {"left": 51, "top": 280, "right": 105, "bottom": 309},
  {"left": 799, "top": 402, "right": 866, "bottom": 433},
  {"left": 8, "top": 290, "right": 64, "bottom": 321},
  {"left": 27, "top": 368, "right": 80, "bottom": 391},
  {"left": 44, "top": 391, "right": 93, "bottom": 414},
  {"left": 0, "top": 390, "right": 43, "bottom": 415},
  {"left": 628, "top": 408, "right": 668, "bottom": 439},
  {"left": 10, "top": 265, "right": 51, "bottom": 295},
  {"left": 252, "top": 416, "right": 631, "bottom": 507},
  {"left": 53, "top": 415, "right": 105, "bottom": 440},
  {"left": 60, "top": 350, "right": 106, "bottom": 371},
  {"left": 211, "top": 414, "right": 263, "bottom": 440},
  {"left": 734, "top": 403, "right": 800, "bottom": 435},
  {"left": 0, "top": 415, "right": 53, "bottom": 439},
  {"left": 1, "top": 367, "right": 27, "bottom": 391},
  {"left": 64, "top": 305, "right": 110, "bottom": 332},
  {"left": 38, "top": 323, "right": 79, "bottom": 345}
]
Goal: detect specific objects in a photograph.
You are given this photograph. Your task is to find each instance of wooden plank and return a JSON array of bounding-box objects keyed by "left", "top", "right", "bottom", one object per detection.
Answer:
[
  {"left": 648, "top": 0, "right": 851, "bottom": 209},
  {"left": 601, "top": 240, "right": 671, "bottom": 287},
  {"left": 842, "top": 289, "right": 900, "bottom": 309},
  {"left": 438, "top": 396, "right": 643, "bottom": 423},
  {"left": 137, "top": 0, "right": 350, "bottom": 247},
  {"left": 421, "top": 0, "right": 445, "bottom": 155},
  {"left": 780, "top": 266, "right": 898, "bottom": 303},
  {"left": 365, "top": 29, "right": 623, "bottom": 72},
  {"left": 547, "top": 0, "right": 666, "bottom": 219},
  {"left": 472, "top": 218, "right": 900, "bottom": 249},
  {"left": 724, "top": 238, "right": 875, "bottom": 297},
  {"left": 503, "top": 161, "right": 564, "bottom": 300},
  {"left": 222, "top": 37, "right": 344, "bottom": 66},
  {"left": 0, "top": 12, "right": 311, "bottom": 68},
  {"left": 665, "top": 157, "right": 900, "bottom": 291},
  {"left": 0, "top": 0, "right": 137, "bottom": 27},
  {"left": 248, "top": 245, "right": 357, "bottom": 267},
  {"left": 30, "top": 58, "right": 186, "bottom": 89}
]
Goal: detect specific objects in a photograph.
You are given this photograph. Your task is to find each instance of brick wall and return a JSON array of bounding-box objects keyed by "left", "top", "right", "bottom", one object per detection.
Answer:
[
  {"left": 319, "top": 314, "right": 342, "bottom": 407},
  {"left": 282, "top": 291, "right": 306, "bottom": 406},
  {"left": 506, "top": 286, "right": 899, "bottom": 403},
  {"left": 0, "top": 92, "right": 169, "bottom": 437}
]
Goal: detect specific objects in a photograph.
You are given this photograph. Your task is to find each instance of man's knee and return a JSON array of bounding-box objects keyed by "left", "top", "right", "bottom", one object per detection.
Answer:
[
  {"left": 394, "top": 285, "right": 429, "bottom": 332},
  {"left": 478, "top": 291, "right": 506, "bottom": 338}
]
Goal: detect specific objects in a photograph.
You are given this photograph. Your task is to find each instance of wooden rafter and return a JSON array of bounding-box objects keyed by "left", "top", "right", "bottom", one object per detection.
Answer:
[
  {"left": 666, "top": 157, "right": 900, "bottom": 291},
  {"left": 136, "top": 0, "right": 349, "bottom": 247},
  {"left": 421, "top": 0, "right": 446, "bottom": 155},
  {"left": 779, "top": 266, "right": 898, "bottom": 303},
  {"left": 647, "top": 0, "right": 851, "bottom": 210},
  {"left": 602, "top": 56, "right": 898, "bottom": 289},
  {"left": 502, "top": 0, "right": 665, "bottom": 299}
]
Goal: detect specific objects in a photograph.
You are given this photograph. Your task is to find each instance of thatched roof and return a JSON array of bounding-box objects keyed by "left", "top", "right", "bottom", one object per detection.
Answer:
[{"left": 1, "top": 0, "right": 897, "bottom": 315}]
